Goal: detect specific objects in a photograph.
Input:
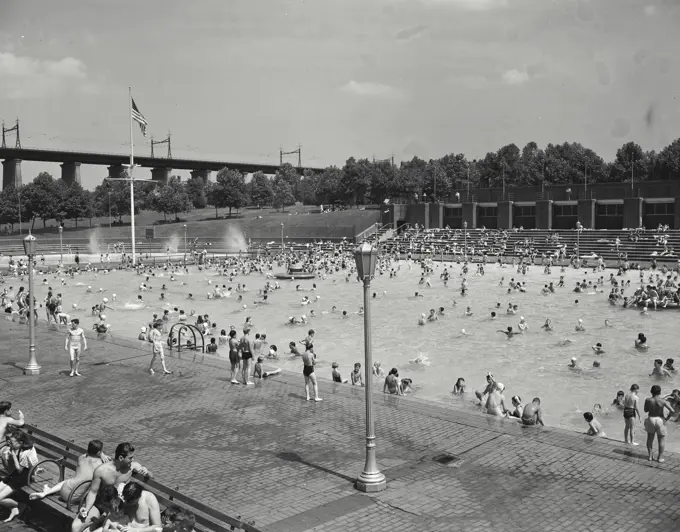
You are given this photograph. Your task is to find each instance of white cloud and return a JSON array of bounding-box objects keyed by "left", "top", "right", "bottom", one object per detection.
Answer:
[
  {"left": 502, "top": 69, "right": 529, "bottom": 85},
  {"left": 0, "top": 52, "right": 95, "bottom": 99},
  {"left": 340, "top": 80, "right": 403, "bottom": 98},
  {"left": 644, "top": 5, "right": 656, "bottom": 16}
]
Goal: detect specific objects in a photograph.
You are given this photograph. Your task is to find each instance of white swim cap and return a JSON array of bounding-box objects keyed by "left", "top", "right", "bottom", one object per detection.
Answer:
[
  {"left": 571, "top": 357, "right": 577, "bottom": 361},
  {"left": 100, "top": 314, "right": 107, "bottom": 320},
  {"left": 87, "top": 286, "right": 91, "bottom": 289},
  {"left": 141, "top": 326, "right": 147, "bottom": 332},
  {"left": 72, "top": 303, "right": 77, "bottom": 309},
  {"left": 103, "top": 297, "right": 108, "bottom": 303},
  {"left": 520, "top": 316, "right": 525, "bottom": 320},
  {"left": 112, "top": 293, "right": 116, "bottom": 298}
]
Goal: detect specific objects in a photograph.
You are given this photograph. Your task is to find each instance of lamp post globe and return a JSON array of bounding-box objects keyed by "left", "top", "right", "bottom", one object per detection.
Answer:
[
  {"left": 23, "top": 232, "right": 40, "bottom": 376},
  {"left": 353, "top": 242, "right": 386, "bottom": 493}
]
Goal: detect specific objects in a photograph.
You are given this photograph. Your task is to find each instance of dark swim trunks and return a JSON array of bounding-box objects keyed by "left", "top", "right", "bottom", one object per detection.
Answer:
[
  {"left": 303, "top": 365, "right": 314, "bottom": 377},
  {"left": 242, "top": 352, "right": 253, "bottom": 360},
  {"left": 623, "top": 407, "right": 635, "bottom": 419}
]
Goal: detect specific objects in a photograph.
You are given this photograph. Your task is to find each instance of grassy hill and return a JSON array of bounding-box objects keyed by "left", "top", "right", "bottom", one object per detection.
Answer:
[{"left": 0, "top": 206, "right": 381, "bottom": 245}]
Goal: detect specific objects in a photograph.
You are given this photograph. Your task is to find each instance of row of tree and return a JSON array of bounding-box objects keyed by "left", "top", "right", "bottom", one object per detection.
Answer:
[{"left": 1, "top": 138, "right": 679, "bottom": 228}]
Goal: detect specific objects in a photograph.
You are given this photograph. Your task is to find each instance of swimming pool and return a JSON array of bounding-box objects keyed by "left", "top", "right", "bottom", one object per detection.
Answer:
[{"left": 9, "top": 256, "right": 680, "bottom": 451}]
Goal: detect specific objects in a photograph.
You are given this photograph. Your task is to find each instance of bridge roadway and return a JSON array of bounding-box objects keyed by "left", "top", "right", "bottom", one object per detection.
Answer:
[{"left": 0, "top": 146, "right": 322, "bottom": 189}]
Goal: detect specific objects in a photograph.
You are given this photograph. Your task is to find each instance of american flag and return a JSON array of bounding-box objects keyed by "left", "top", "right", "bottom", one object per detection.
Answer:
[{"left": 131, "top": 97, "right": 148, "bottom": 137}]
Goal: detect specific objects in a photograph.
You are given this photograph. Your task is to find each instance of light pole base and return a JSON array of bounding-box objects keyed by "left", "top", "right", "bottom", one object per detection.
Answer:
[
  {"left": 355, "top": 471, "right": 386, "bottom": 493},
  {"left": 23, "top": 365, "right": 41, "bottom": 376}
]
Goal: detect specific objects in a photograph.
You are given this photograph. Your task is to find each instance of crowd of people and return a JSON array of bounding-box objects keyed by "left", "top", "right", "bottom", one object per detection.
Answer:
[
  {"left": 0, "top": 227, "right": 679, "bottom": 529},
  {"left": 0, "top": 401, "right": 197, "bottom": 529}
]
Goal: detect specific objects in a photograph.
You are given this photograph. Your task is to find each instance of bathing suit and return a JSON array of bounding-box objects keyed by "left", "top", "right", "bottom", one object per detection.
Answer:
[
  {"left": 521, "top": 417, "right": 537, "bottom": 426},
  {"left": 644, "top": 416, "right": 667, "bottom": 436},
  {"left": 242, "top": 352, "right": 253, "bottom": 360},
  {"left": 303, "top": 365, "right": 314, "bottom": 377},
  {"left": 333, "top": 374, "right": 342, "bottom": 383},
  {"left": 623, "top": 407, "right": 635, "bottom": 419}
]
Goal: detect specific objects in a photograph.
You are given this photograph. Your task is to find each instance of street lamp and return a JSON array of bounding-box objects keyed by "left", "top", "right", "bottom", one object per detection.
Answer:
[
  {"left": 108, "top": 192, "right": 112, "bottom": 229},
  {"left": 353, "top": 242, "right": 386, "bottom": 493},
  {"left": 576, "top": 221, "right": 581, "bottom": 269},
  {"left": 463, "top": 221, "right": 468, "bottom": 262},
  {"left": 58, "top": 225, "right": 63, "bottom": 266},
  {"left": 183, "top": 224, "right": 187, "bottom": 266},
  {"left": 280, "top": 223, "right": 284, "bottom": 251},
  {"left": 23, "top": 233, "right": 40, "bottom": 376}
]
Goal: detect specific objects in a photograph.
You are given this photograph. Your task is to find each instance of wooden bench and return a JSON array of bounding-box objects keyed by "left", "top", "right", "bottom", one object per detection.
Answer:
[{"left": 1, "top": 425, "right": 259, "bottom": 532}]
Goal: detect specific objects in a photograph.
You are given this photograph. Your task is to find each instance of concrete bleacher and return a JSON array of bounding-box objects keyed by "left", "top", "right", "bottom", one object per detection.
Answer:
[{"left": 381, "top": 228, "right": 680, "bottom": 266}]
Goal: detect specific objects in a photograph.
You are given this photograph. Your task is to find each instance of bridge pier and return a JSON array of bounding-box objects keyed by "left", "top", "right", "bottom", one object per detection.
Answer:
[
  {"left": 108, "top": 164, "right": 125, "bottom": 179},
  {"left": 190, "top": 168, "right": 211, "bottom": 184},
  {"left": 189, "top": 169, "right": 210, "bottom": 208},
  {"left": 2, "top": 158, "right": 22, "bottom": 190},
  {"left": 151, "top": 167, "right": 171, "bottom": 185},
  {"left": 60, "top": 162, "right": 81, "bottom": 186}
]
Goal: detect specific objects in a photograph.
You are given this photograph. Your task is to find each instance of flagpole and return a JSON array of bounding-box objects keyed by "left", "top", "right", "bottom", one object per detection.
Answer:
[{"left": 129, "top": 86, "right": 136, "bottom": 265}]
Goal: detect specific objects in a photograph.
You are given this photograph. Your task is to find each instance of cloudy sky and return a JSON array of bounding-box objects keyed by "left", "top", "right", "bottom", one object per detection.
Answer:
[{"left": 0, "top": 0, "right": 678, "bottom": 189}]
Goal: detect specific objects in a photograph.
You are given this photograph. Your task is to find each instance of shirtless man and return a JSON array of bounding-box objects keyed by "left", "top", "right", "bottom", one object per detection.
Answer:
[
  {"left": 622, "top": 384, "right": 641, "bottom": 446},
  {"left": 72, "top": 442, "right": 151, "bottom": 532},
  {"left": 65, "top": 319, "right": 87, "bottom": 378},
  {"left": 643, "top": 385, "right": 675, "bottom": 462},
  {"left": 29, "top": 440, "right": 109, "bottom": 502},
  {"left": 228, "top": 330, "right": 241, "bottom": 384},
  {"left": 521, "top": 398, "right": 545, "bottom": 426},
  {"left": 302, "top": 349, "right": 322, "bottom": 401},
  {"left": 474, "top": 373, "right": 496, "bottom": 403},
  {"left": 239, "top": 328, "right": 255, "bottom": 385},
  {"left": 119, "top": 481, "right": 162, "bottom": 531}
]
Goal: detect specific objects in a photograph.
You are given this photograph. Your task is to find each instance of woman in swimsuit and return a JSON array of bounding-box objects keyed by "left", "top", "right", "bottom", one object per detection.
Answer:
[
  {"left": 302, "top": 350, "right": 322, "bottom": 402},
  {"left": 484, "top": 382, "right": 508, "bottom": 417}
]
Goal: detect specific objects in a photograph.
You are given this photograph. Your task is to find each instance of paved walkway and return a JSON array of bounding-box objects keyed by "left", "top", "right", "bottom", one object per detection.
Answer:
[{"left": 0, "top": 319, "right": 679, "bottom": 532}]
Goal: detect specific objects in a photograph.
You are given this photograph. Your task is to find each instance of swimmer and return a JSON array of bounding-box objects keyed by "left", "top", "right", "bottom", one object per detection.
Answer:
[
  {"left": 575, "top": 319, "right": 585, "bottom": 332},
  {"left": 604, "top": 319, "right": 612, "bottom": 327},
  {"left": 498, "top": 326, "right": 521, "bottom": 338},
  {"left": 635, "top": 333, "right": 648, "bottom": 349},
  {"left": 567, "top": 357, "right": 578, "bottom": 368},
  {"left": 541, "top": 319, "right": 553, "bottom": 331},
  {"left": 650, "top": 358, "right": 672, "bottom": 378},
  {"left": 452, "top": 377, "right": 466, "bottom": 395},
  {"left": 591, "top": 343, "right": 605, "bottom": 355},
  {"left": 518, "top": 316, "right": 528, "bottom": 331}
]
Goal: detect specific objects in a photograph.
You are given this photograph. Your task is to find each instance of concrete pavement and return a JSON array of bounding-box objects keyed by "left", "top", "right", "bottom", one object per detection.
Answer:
[{"left": 0, "top": 318, "right": 678, "bottom": 532}]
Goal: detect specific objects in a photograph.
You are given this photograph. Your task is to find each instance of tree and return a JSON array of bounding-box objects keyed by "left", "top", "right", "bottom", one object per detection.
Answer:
[
  {"left": 275, "top": 163, "right": 301, "bottom": 201},
  {"left": 92, "top": 173, "right": 150, "bottom": 223},
  {"left": 248, "top": 171, "right": 273, "bottom": 207},
  {"left": 208, "top": 168, "right": 249, "bottom": 217},
  {"left": 22, "top": 172, "right": 58, "bottom": 228},
  {"left": 657, "top": 138, "right": 680, "bottom": 180},
  {"left": 57, "top": 182, "right": 92, "bottom": 227},
  {"left": 298, "top": 170, "right": 319, "bottom": 205},
  {"left": 272, "top": 180, "right": 295, "bottom": 211},
  {"left": 149, "top": 177, "right": 193, "bottom": 221},
  {"left": 609, "top": 142, "right": 645, "bottom": 183},
  {"left": 316, "top": 166, "right": 343, "bottom": 205},
  {"left": 186, "top": 176, "right": 207, "bottom": 208}
]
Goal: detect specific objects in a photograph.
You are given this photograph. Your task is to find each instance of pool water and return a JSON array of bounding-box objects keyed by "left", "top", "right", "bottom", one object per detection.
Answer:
[{"left": 11, "top": 256, "right": 680, "bottom": 451}]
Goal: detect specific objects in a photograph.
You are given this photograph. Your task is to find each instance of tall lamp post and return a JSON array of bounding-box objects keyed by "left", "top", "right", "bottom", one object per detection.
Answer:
[
  {"left": 576, "top": 221, "right": 581, "bottom": 268},
  {"left": 354, "top": 242, "right": 386, "bottom": 493},
  {"left": 463, "top": 221, "right": 468, "bottom": 262},
  {"left": 108, "top": 192, "right": 112, "bottom": 229},
  {"left": 280, "top": 223, "right": 284, "bottom": 251},
  {"left": 23, "top": 233, "right": 40, "bottom": 376},
  {"left": 183, "top": 224, "right": 187, "bottom": 266},
  {"left": 58, "top": 225, "right": 63, "bottom": 266}
]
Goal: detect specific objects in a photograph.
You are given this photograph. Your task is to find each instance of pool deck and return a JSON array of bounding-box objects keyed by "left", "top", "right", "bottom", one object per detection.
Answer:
[{"left": 0, "top": 319, "right": 679, "bottom": 532}]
